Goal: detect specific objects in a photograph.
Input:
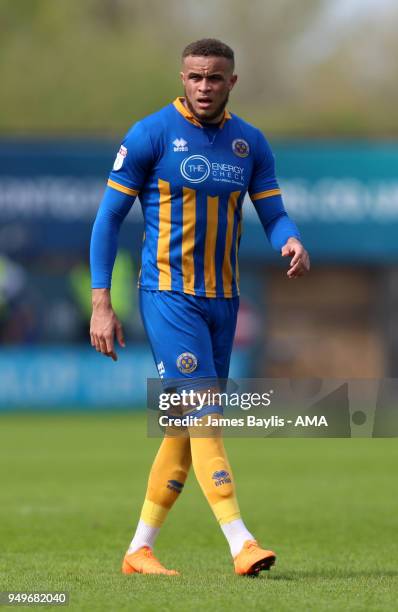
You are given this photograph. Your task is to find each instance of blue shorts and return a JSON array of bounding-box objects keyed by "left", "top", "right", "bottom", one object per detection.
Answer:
[{"left": 139, "top": 289, "right": 239, "bottom": 389}]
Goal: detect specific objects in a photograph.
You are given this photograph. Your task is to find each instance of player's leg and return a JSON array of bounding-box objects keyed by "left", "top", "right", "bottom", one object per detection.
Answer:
[
  {"left": 188, "top": 296, "right": 244, "bottom": 550},
  {"left": 122, "top": 291, "right": 196, "bottom": 575},
  {"left": 123, "top": 289, "right": 214, "bottom": 575},
  {"left": 126, "top": 433, "right": 191, "bottom": 550},
  {"left": 122, "top": 431, "right": 191, "bottom": 575},
  {"left": 190, "top": 296, "right": 276, "bottom": 575}
]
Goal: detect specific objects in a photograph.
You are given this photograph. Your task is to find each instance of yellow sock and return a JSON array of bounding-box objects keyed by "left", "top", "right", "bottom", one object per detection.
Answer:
[
  {"left": 140, "top": 435, "right": 191, "bottom": 528},
  {"left": 189, "top": 426, "right": 241, "bottom": 525}
]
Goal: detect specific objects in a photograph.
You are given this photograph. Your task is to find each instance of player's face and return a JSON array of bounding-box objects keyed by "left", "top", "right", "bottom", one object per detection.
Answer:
[{"left": 180, "top": 55, "right": 237, "bottom": 123}]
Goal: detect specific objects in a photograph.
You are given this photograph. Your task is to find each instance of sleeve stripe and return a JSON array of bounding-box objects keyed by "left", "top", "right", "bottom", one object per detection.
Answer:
[
  {"left": 107, "top": 179, "right": 139, "bottom": 197},
  {"left": 251, "top": 188, "right": 282, "bottom": 201}
]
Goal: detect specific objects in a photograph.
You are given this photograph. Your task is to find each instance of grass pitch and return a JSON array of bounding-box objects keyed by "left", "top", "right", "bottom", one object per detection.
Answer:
[{"left": 0, "top": 412, "right": 397, "bottom": 611}]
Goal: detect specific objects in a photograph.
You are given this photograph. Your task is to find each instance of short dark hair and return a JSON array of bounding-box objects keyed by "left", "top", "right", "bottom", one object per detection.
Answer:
[{"left": 182, "top": 38, "right": 235, "bottom": 69}]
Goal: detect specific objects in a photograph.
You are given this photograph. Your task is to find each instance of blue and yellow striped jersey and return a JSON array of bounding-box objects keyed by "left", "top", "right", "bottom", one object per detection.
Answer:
[{"left": 107, "top": 97, "right": 285, "bottom": 298}]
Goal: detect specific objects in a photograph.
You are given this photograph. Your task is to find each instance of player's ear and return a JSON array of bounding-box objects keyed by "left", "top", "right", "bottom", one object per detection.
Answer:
[
  {"left": 180, "top": 71, "right": 186, "bottom": 85},
  {"left": 229, "top": 74, "right": 238, "bottom": 91}
]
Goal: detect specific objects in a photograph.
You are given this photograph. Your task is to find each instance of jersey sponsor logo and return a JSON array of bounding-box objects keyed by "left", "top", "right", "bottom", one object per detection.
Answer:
[
  {"left": 157, "top": 361, "right": 166, "bottom": 377},
  {"left": 173, "top": 138, "right": 189, "bottom": 152},
  {"left": 176, "top": 352, "right": 198, "bottom": 374},
  {"left": 180, "top": 155, "right": 211, "bottom": 183},
  {"left": 212, "top": 470, "right": 232, "bottom": 486},
  {"left": 180, "top": 155, "right": 245, "bottom": 186},
  {"left": 113, "top": 145, "right": 128, "bottom": 171},
  {"left": 232, "top": 138, "right": 250, "bottom": 158},
  {"left": 211, "top": 162, "right": 245, "bottom": 186}
]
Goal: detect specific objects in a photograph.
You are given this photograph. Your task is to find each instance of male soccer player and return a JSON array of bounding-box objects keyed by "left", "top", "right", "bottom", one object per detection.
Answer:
[{"left": 90, "top": 39, "right": 310, "bottom": 576}]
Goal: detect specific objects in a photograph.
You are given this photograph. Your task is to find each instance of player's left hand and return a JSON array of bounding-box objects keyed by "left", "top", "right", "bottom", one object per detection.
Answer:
[{"left": 281, "top": 237, "right": 310, "bottom": 279}]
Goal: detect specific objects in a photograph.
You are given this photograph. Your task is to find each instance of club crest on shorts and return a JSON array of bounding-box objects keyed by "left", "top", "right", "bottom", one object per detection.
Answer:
[
  {"left": 176, "top": 352, "right": 198, "bottom": 374},
  {"left": 113, "top": 145, "right": 127, "bottom": 171},
  {"left": 232, "top": 138, "right": 250, "bottom": 158}
]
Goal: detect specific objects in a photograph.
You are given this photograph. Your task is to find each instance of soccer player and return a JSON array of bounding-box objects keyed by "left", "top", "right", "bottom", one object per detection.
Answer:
[{"left": 90, "top": 39, "right": 310, "bottom": 576}]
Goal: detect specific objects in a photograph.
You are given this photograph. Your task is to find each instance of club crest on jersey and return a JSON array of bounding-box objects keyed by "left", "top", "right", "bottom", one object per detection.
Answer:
[
  {"left": 176, "top": 352, "right": 198, "bottom": 374},
  {"left": 173, "top": 138, "right": 188, "bottom": 152},
  {"left": 232, "top": 138, "right": 250, "bottom": 158},
  {"left": 113, "top": 145, "right": 127, "bottom": 171}
]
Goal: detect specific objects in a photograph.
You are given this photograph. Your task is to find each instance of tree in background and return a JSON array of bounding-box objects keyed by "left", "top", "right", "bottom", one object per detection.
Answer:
[{"left": 0, "top": 0, "right": 397, "bottom": 135}]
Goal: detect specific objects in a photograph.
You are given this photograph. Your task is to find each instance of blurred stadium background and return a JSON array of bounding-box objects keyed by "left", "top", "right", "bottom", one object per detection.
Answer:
[{"left": 1, "top": 0, "right": 398, "bottom": 411}]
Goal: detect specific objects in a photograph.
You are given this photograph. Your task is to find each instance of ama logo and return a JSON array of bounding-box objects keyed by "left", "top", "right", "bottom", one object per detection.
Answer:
[{"left": 212, "top": 470, "right": 232, "bottom": 487}]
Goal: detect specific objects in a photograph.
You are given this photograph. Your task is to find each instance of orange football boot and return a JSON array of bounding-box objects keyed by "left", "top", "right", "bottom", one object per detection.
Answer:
[
  {"left": 234, "top": 540, "right": 276, "bottom": 576},
  {"left": 122, "top": 546, "right": 179, "bottom": 576}
]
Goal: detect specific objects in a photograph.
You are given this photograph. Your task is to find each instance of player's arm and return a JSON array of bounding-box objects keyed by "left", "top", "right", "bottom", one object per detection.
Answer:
[
  {"left": 249, "top": 131, "right": 310, "bottom": 278},
  {"left": 90, "top": 122, "right": 154, "bottom": 359},
  {"left": 90, "top": 185, "right": 136, "bottom": 360}
]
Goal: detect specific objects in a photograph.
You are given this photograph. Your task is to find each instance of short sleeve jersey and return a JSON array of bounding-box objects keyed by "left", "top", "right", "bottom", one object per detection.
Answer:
[{"left": 107, "top": 97, "right": 282, "bottom": 298}]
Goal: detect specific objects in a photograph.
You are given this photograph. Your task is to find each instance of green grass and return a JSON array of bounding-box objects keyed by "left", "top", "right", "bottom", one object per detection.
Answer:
[{"left": 0, "top": 413, "right": 397, "bottom": 611}]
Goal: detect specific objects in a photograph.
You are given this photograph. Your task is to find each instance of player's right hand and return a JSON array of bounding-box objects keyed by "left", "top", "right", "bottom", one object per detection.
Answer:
[{"left": 90, "top": 306, "right": 125, "bottom": 361}]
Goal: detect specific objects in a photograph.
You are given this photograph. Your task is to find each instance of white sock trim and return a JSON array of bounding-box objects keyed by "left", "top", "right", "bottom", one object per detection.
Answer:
[
  {"left": 127, "top": 519, "right": 160, "bottom": 554},
  {"left": 221, "top": 518, "right": 255, "bottom": 557}
]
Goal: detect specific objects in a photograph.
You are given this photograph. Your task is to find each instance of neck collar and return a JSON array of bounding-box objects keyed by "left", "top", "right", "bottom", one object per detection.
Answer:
[{"left": 173, "top": 97, "right": 232, "bottom": 129}]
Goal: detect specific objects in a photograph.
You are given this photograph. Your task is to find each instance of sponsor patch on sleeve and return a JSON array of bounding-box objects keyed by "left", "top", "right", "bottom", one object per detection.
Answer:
[{"left": 113, "top": 145, "right": 128, "bottom": 171}]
